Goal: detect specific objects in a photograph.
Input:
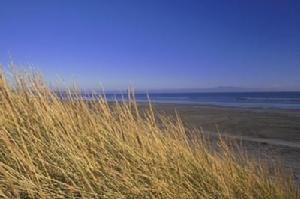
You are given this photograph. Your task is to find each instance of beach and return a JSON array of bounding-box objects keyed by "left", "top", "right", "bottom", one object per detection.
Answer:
[{"left": 151, "top": 103, "right": 300, "bottom": 184}]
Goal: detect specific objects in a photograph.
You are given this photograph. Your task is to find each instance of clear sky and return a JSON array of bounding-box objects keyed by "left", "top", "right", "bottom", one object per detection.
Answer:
[{"left": 1, "top": 0, "right": 300, "bottom": 90}]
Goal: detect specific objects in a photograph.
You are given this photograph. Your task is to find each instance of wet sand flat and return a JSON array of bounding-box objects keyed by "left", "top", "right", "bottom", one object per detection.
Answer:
[{"left": 150, "top": 103, "right": 300, "bottom": 184}]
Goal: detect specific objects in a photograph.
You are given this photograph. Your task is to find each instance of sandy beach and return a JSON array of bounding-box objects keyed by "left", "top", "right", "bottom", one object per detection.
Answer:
[{"left": 151, "top": 103, "right": 300, "bottom": 184}]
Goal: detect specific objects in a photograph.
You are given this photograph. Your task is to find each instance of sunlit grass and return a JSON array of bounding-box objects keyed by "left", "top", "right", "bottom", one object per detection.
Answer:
[{"left": 0, "top": 67, "right": 298, "bottom": 198}]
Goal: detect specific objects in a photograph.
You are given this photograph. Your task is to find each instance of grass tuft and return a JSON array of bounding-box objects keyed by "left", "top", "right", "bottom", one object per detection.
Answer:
[{"left": 0, "top": 67, "right": 298, "bottom": 198}]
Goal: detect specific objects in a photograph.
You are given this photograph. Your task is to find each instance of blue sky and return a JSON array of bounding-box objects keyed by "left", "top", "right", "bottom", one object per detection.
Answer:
[{"left": 1, "top": 0, "right": 300, "bottom": 90}]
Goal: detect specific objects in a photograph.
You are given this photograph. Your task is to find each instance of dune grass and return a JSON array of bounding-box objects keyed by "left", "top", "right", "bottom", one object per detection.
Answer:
[{"left": 0, "top": 67, "right": 298, "bottom": 198}]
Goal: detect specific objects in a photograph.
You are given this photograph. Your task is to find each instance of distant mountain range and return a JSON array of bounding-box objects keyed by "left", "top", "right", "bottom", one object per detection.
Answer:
[
  {"left": 130, "top": 86, "right": 300, "bottom": 94},
  {"left": 55, "top": 86, "right": 300, "bottom": 94}
]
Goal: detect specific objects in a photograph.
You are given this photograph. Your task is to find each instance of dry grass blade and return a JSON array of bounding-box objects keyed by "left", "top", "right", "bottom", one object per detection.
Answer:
[{"left": 0, "top": 68, "right": 298, "bottom": 198}]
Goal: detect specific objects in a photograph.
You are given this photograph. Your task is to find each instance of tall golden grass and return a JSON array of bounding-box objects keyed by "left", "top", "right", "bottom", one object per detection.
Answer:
[{"left": 0, "top": 67, "right": 298, "bottom": 198}]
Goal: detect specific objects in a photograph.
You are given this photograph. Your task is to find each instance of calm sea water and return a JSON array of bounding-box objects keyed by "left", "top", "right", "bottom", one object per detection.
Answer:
[
  {"left": 106, "top": 92, "right": 300, "bottom": 110},
  {"left": 61, "top": 91, "right": 300, "bottom": 110}
]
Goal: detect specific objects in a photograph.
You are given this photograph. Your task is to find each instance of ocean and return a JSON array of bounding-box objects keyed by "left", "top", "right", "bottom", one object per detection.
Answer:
[
  {"left": 100, "top": 92, "right": 300, "bottom": 110},
  {"left": 60, "top": 91, "right": 300, "bottom": 110}
]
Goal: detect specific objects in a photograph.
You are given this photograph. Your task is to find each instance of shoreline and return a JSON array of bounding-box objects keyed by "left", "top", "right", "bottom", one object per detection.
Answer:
[{"left": 137, "top": 100, "right": 300, "bottom": 111}]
